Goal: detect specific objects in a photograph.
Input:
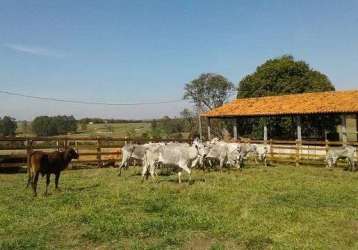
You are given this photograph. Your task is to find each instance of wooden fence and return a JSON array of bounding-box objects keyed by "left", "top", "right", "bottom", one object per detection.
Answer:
[
  {"left": 0, "top": 137, "right": 357, "bottom": 168},
  {"left": 0, "top": 137, "right": 191, "bottom": 168}
]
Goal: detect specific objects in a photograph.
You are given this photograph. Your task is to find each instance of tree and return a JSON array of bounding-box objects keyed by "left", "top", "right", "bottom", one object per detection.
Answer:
[
  {"left": 237, "top": 55, "right": 337, "bottom": 139},
  {"left": 238, "top": 55, "right": 334, "bottom": 98},
  {"left": 184, "top": 73, "right": 235, "bottom": 110},
  {"left": 0, "top": 116, "right": 17, "bottom": 136},
  {"left": 32, "top": 116, "right": 77, "bottom": 136}
]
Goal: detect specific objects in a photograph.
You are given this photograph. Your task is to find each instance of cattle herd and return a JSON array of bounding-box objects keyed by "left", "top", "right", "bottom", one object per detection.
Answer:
[{"left": 26, "top": 138, "right": 356, "bottom": 197}]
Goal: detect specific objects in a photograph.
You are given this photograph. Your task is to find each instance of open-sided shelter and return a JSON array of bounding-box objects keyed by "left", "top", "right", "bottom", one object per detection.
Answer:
[{"left": 202, "top": 90, "right": 358, "bottom": 142}]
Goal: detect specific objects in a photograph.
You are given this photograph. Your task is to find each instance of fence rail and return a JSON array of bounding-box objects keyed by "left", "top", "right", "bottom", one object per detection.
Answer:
[
  {"left": 0, "top": 136, "right": 357, "bottom": 168},
  {"left": 0, "top": 137, "right": 191, "bottom": 168}
]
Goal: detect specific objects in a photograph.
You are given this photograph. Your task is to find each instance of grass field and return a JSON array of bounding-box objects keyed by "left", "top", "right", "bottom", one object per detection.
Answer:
[
  {"left": 77, "top": 122, "right": 152, "bottom": 138},
  {"left": 0, "top": 165, "right": 357, "bottom": 249},
  {"left": 16, "top": 122, "right": 152, "bottom": 138}
]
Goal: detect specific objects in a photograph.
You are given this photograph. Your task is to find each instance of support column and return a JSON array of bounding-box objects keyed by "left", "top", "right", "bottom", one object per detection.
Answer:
[
  {"left": 341, "top": 114, "right": 347, "bottom": 144},
  {"left": 296, "top": 116, "right": 302, "bottom": 167},
  {"left": 207, "top": 117, "right": 211, "bottom": 141},
  {"left": 296, "top": 116, "right": 302, "bottom": 142},
  {"left": 263, "top": 118, "right": 268, "bottom": 144},
  {"left": 233, "top": 118, "right": 238, "bottom": 141}
]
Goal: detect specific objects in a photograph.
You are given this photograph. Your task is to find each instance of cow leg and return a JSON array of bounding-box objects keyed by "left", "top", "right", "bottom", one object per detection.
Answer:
[
  {"left": 264, "top": 157, "right": 267, "bottom": 167},
  {"left": 207, "top": 159, "right": 213, "bottom": 171},
  {"left": 348, "top": 158, "right": 354, "bottom": 171},
  {"left": 352, "top": 160, "right": 356, "bottom": 172},
  {"left": 149, "top": 164, "right": 157, "bottom": 183},
  {"left": 118, "top": 161, "right": 126, "bottom": 176},
  {"left": 190, "top": 158, "right": 199, "bottom": 169},
  {"left": 55, "top": 172, "right": 61, "bottom": 190},
  {"left": 219, "top": 158, "right": 224, "bottom": 172},
  {"left": 32, "top": 172, "right": 40, "bottom": 197},
  {"left": 179, "top": 163, "right": 191, "bottom": 184},
  {"left": 45, "top": 173, "right": 50, "bottom": 196},
  {"left": 141, "top": 163, "right": 149, "bottom": 182},
  {"left": 26, "top": 168, "right": 32, "bottom": 188},
  {"left": 254, "top": 155, "right": 258, "bottom": 165},
  {"left": 178, "top": 172, "right": 182, "bottom": 184},
  {"left": 326, "top": 159, "right": 331, "bottom": 168}
]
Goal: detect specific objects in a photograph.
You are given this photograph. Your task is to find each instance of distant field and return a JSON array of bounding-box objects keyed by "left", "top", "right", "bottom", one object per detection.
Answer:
[
  {"left": 15, "top": 122, "right": 152, "bottom": 138},
  {"left": 0, "top": 165, "right": 357, "bottom": 249},
  {"left": 77, "top": 122, "right": 152, "bottom": 138}
]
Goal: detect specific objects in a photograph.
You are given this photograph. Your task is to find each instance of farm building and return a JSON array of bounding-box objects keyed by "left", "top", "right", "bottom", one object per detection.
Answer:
[{"left": 202, "top": 90, "right": 358, "bottom": 142}]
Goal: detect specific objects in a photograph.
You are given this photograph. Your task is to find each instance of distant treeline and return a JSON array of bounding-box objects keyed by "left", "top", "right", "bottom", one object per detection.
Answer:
[
  {"left": 9, "top": 113, "right": 198, "bottom": 138},
  {"left": 79, "top": 118, "right": 147, "bottom": 124}
]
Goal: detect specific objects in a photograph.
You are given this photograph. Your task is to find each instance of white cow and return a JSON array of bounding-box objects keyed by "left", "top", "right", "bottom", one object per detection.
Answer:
[
  {"left": 326, "top": 145, "right": 356, "bottom": 171},
  {"left": 203, "top": 139, "right": 241, "bottom": 171},
  {"left": 250, "top": 144, "right": 270, "bottom": 167},
  {"left": 236, "top": 143, "right": 270, "bottom": 168},
  {"left": 143, "top": 139, "right": 205, "bottom": 183},
  {"left": 118, "top": 142, "right": 164, "bottom": 176}
]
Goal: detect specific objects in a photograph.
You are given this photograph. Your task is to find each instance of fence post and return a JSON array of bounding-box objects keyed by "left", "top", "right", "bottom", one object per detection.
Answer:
[
  {"left": 75, "top": 140, "right": 79, "bottom": 157},
  {"left": 56, "top": 139, "right": 60, "bottom": 151},
  {"left": 269, "top": 139, "right": 273, "bottom": 161},
  {"left": 64, "top": 139, "right": 68, "bottom": 150},
  {"left": 96, "top": 137, "right": 102, "bottom": 168}
]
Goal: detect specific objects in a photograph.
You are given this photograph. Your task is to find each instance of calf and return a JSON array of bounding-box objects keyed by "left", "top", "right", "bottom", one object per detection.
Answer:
[
  {"left": 326, "top": 145, "right": 356, "bottom": 171},
  {"left": 27, "top": 148, "right": 79, "bottom": 196}
]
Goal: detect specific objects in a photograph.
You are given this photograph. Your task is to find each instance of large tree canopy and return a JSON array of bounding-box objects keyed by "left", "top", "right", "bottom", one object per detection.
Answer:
[
  {"left": 238, "top": 55, "right": 334, "bottom": 98},
  {"left": 184, "top": 73, "right": 234, "bottom": 110},
  {"left": 236, "top": 55, "right": 337, "bottom": 140}
]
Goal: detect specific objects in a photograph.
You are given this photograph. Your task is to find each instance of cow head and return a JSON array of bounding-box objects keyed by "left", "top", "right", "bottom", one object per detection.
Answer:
[{"left": 65, "top": 147, "right": 79, "bottom": 161}]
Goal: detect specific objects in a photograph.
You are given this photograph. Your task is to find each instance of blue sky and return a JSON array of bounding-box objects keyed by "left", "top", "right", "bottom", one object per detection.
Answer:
[{"left": 0, "top": 0, "right": 357, "bottom": 120}]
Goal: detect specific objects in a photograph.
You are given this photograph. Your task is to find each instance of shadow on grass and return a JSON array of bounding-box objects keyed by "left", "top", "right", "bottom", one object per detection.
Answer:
[
  {"left": 0, "top": 166, "right": 26, "bottom": 174},
  {"left": 165, "top": 177, "right": 206, "bottom": 184},
  {"left": 67, "top": 183, "right": 100, "bottom": 192}
]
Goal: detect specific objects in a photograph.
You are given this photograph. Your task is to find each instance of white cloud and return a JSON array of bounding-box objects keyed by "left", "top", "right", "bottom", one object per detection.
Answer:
[{"left": 4, "top": 44, "right": 67, "bottom": 58}]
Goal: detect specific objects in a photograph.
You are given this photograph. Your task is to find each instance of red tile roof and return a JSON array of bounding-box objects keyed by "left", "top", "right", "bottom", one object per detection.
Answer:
[{"left": 202, "top": 90, "right": 358, "bottom": 117}]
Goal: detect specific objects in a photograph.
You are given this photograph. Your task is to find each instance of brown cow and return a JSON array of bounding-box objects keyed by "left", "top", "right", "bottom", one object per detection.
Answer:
[{"left": 27, "top": 148, "right": 79, "bottom": 197}]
